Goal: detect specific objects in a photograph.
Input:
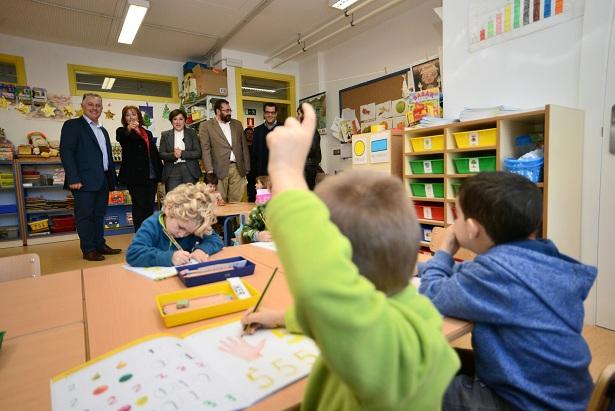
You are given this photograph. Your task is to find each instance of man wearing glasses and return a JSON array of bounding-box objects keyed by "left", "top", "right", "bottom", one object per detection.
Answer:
[
  {"left": 199, "top": 99, "right": 250, "bottom": 202},
  {"left": 251, "top": 102, "right": 282, "bottom": 177}
]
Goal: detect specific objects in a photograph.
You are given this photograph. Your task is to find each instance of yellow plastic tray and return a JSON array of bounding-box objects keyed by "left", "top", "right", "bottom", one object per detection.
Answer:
[
  {"left": 155, "top": 279, "right": 260, "bottom": 327},
  {"left": 28, "top": 219, "right": 49, "bottom": 231},
  {"left": 453, "top": 128, "right": 496, "bottom": 148},
  {"left": 409, "top": 134, "right": 444, "bottom": 152}
]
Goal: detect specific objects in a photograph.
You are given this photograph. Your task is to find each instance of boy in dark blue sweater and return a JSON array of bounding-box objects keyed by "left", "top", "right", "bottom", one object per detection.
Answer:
[
  {"left": 419, "top": 171, "right": 597, "bottom": 411},
  {"left": 126, "top": 182, "right": 223, "bottom": 267}
]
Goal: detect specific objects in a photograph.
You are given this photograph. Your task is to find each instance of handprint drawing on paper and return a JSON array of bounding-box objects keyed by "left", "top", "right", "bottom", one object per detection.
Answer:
[{"left": 218, "top": 337, "right": 266, "bottom": 361}]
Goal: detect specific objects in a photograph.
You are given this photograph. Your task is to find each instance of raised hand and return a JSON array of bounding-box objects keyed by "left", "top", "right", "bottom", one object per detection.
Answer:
[{"left": 266, "top": 103, "right": 317, "bottom": 194}]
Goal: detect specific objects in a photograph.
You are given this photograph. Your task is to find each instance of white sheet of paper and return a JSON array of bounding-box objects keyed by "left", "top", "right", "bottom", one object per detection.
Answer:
[
  {"left": 249, "top": 242, "right": 277, "bottom": 251},
  {"left": 122, "top": 264, "right": 177, "bottom": 281}
]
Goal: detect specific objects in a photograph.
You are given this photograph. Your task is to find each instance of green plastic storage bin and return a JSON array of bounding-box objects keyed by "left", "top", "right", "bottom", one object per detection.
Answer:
[
  {"left": 453, "top": 156, "right": 496, "bottom": 174},
  {"left": 409, "top": 159, "right": 444, "bottom": 174},
  {"left": 409, "top": 182, "right": 444, "bottom": 198},
  {"left": 451, "top": 182, "right": 462, "bottom": 196}
]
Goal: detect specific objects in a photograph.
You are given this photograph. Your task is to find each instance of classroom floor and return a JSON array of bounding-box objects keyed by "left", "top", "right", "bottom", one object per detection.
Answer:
[{"left": 1, "top": 235, "right": 614, "bottom": 381}]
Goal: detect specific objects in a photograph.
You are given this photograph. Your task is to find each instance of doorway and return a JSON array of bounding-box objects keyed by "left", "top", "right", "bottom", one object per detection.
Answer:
[
  {"left": 596, "top": 1, "right": 615, "bottom": 330},
  {"left": 234, "top": 68, "right": 296, "bottom": 129}
]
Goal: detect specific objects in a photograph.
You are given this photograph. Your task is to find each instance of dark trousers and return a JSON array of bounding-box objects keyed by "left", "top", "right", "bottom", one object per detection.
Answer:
[
  {"left": 127, "top": 180, "right": 157, "bottom": 232},
  {"left": 165, "top": 163, "right": 198, "bottom": 193},
  {"left": 73, "top": 188, "right": 109, "bottom": 253},
  {"left": 247, "top": 172, "right": 256, "bottom": 202},
  {"left": 304, "top": 164, "right": 318, "bottom": 190}
]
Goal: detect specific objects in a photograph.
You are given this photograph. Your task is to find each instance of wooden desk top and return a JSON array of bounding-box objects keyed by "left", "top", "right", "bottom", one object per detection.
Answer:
[
  {"left": 83, "top": 249, "right": 292, "bottom": 359},
  {"left": 0, "top": 270, "right": 83, "bottom": 340},
  {"left": 215, "top": 202, "right": 255, "bottom": 217},
  {"left": 83, "top": 246, "right": 471, "bottom": 411},
  {"left": 0, "top": 323, "right": 86, "bottom": 411},
  {"left": 218, "top": 243, "right": 283, "bottom": 269}
]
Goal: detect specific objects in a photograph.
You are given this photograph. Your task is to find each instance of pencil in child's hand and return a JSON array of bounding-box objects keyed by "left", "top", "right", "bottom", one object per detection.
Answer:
[{"left": 242, "top": 266, "right": 278, "bottom": 336}]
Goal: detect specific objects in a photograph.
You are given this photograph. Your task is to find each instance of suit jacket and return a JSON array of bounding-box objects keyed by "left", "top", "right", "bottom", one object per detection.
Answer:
[
  {"left": 159, "top": 127, "right": 202, "bottom": 181},
  {"left": 251, "top": 122, "right": 282, "bottom": 177},
  {"left": 199, "top": 118, "right": 250, "bottom": 179},
  {"left": 60, "top": 116, "right": 116, "bottom": 191},
  {"left": 116, "top": 127, "right": 162, "bottom": 185}
]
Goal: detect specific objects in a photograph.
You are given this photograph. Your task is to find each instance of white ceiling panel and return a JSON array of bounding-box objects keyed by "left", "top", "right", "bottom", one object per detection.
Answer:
[{"left": 0, "top": 0, "right": 439, "bottom": 64}]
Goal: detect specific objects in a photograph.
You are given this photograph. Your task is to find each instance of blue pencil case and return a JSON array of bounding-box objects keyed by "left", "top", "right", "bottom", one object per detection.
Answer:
[{"left": 175, "top": 256, "right": 255, "bottom": 287}]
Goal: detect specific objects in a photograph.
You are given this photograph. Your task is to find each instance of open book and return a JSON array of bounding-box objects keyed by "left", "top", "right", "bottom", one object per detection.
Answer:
[{"left": 51, "top": 321, "right": 318, "bottom": 410}]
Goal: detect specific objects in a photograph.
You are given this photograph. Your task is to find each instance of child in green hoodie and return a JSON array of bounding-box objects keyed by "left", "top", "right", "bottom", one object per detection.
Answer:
[{"left": 241, "top": 104, "right": 459, "bottom": 410}]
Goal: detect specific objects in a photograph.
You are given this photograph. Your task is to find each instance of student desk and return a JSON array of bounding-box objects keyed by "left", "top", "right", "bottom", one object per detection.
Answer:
[
  {"left": 83, "top": 246, "right": 471, "bottom": 411},
  {"left": 215, "top": 202, "right": 255, "bottom": 246},
  {"left": 0, "top": 271, "right": 86, "bottom": 411},
  {"left": 0, "top": 270, "right": 83, "bottom": 339}
]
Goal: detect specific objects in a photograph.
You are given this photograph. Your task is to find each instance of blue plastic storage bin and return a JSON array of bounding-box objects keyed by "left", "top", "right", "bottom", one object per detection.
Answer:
[
  {"left": 0, "top": 204, "right": 17, "bottom": 214},
  {"left": 504, "top": 157, "right": 544, "bottom": 183}
]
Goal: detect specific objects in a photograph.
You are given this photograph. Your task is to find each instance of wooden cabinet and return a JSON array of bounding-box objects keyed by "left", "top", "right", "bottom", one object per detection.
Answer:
[{"left": 404, "top": 105, "right": 584, "bottom": 258}]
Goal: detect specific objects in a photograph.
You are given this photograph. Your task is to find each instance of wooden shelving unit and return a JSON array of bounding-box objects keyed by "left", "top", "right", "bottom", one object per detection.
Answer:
[
  {"left": 403, "top": 105, "right": 584, "bottom": 259},
  {"left": 13, "top": 159, "right": 139, "bottom": 245}
]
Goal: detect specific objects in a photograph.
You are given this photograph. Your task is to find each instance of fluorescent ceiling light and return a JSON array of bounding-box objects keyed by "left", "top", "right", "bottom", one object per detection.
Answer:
[
  {"left": 118, "top": 0, "right": 149, "bottom": 44},
  {"left": 101, "top": 77, "right": 116, "bottom": 90},
  {"left": 242, "top": 86, "right": 276, "bottom": 94},
  {"left": 329, "top": 0, "right": 360, "bottom": 10}
]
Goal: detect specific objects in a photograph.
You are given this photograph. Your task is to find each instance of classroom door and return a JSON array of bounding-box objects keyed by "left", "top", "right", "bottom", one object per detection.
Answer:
[{"left": 597, "top": 2, "right": 615, "bottom": 330}]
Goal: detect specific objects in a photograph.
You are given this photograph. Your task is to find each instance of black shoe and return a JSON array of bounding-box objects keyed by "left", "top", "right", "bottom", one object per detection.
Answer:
[
  {"left": 83, "top": 250, "right": 105, "bottom": 261},
  {"left": 97, "top": 245, "right": 122, "bottom": 255}
]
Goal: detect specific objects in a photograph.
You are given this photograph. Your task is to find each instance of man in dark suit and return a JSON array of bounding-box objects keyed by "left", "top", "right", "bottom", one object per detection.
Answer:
[
  {"left": 60, "top": 93, "right": 121, "bottom": 261},
  {"left": 199, "top": 99, "right": 250, "bottom": 202},
  {"left": 251, "top": 102, "right": 282, "bottom": 177}
]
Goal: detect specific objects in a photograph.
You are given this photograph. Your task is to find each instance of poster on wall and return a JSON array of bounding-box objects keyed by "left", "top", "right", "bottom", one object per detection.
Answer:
[
  {"left": 352, "top": 136, "right": 368, "bottom": 165},
  {"left": 370, "top": 132, "right": 390, "bottom": 164},
  {"left": 299, "top": 91, "right": 327, "bottom": 135},
  {"left": 411, "top": 59, "right": 441, "bottom": 92},
  {"left": 139, "top": 104, "right": 155, "bottom": 135},
  {"left": 468, "top": 0, "right": 585, "bottom": 52}
]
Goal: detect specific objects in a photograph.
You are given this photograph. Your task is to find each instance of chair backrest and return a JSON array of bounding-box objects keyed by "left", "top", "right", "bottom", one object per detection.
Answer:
[
  {"left": 0, "top": 253, "right": 41, "bottom": 282},
  {"left": 587, "top": 364, "right": 615, "bottom": 411},
  {"left": 429, "top": 227, "right": 476, "bottom": 261}
]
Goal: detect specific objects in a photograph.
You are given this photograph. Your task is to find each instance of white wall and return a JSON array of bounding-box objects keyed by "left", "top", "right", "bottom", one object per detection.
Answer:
[
  {"left": 442, "top": 0, "right": 607, "bottom": 324},
  {"left": 442, "top": 0, "right": 584, "bottom": 118},
  {"left": 297, "top": 0, "right": 443, "bottom": 174},
  {"left": 0, "top": 33, "right": 184, "bottom": 144}
]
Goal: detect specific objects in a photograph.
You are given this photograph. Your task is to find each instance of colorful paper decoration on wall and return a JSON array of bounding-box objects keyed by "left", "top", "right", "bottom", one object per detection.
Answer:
[
  {"left": 162, "top": 104, "right": 170, "bottom": 120},
  {"left": 41, "top": 103, "right": 56, "bottom": 117},
  {"left": 104, "top": 104, "right": 116, "bottom": 120}
]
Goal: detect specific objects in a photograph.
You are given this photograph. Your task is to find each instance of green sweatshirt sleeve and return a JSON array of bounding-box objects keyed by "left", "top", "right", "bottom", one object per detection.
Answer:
[{"left": 267, "top": 190, "right": 458, "bottom": 407}]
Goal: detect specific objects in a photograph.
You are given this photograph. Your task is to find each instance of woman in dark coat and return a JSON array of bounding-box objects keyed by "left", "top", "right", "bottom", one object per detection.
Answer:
[
  {"left": 116, "top": 105, "right": 162, "bottom": 231},
  {"left": 159, "top": 109, "right": 202, "bottom": 193}
]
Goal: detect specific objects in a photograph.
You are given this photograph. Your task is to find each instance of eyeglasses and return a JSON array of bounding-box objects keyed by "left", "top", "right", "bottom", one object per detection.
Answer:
[{"left": 264, "top": 111, "right": 277, "bottom": 114}]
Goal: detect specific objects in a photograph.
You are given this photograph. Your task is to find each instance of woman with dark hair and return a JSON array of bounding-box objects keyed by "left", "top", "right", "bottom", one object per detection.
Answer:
[
  {"left": 116, "top": 105, "right": 162, "bottom": 231},
  {"left": 159, "top": 109, "right": 202, "bottom": 193}
]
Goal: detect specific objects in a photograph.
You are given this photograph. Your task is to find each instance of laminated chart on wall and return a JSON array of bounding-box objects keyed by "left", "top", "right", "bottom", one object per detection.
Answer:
[
  {"left": 468, "top": 0, "right": 585, "bottom": 52},
  {"left": 51, "top": 321, "right": 319, "bottom": 411},
  {"left": 352, "top": 136, "right": 368, "bottom": 165},
  {"left": 369, "top": 132, "right": 390, "bottom": 164}
]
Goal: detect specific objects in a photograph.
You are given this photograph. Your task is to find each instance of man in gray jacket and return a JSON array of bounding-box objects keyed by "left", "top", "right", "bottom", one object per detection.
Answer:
[{"left": 199, "top": 99, "right": 250, "bottom": 202}]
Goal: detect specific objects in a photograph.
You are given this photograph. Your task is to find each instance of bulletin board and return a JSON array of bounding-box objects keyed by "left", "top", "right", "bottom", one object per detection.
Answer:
[{"left": 339, "top": 68, "right": 410, "bottom": 123}]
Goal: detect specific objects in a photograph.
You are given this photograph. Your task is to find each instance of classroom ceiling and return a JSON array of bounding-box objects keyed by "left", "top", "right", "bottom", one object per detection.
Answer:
[{"left": 0, "top": 0, "right": 436, "bottom": 65}]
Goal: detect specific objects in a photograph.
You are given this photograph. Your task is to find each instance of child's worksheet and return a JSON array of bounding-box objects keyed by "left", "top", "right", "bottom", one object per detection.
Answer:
[{"left": 51, "top": 321, "right": 318, "bottom": 410}]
